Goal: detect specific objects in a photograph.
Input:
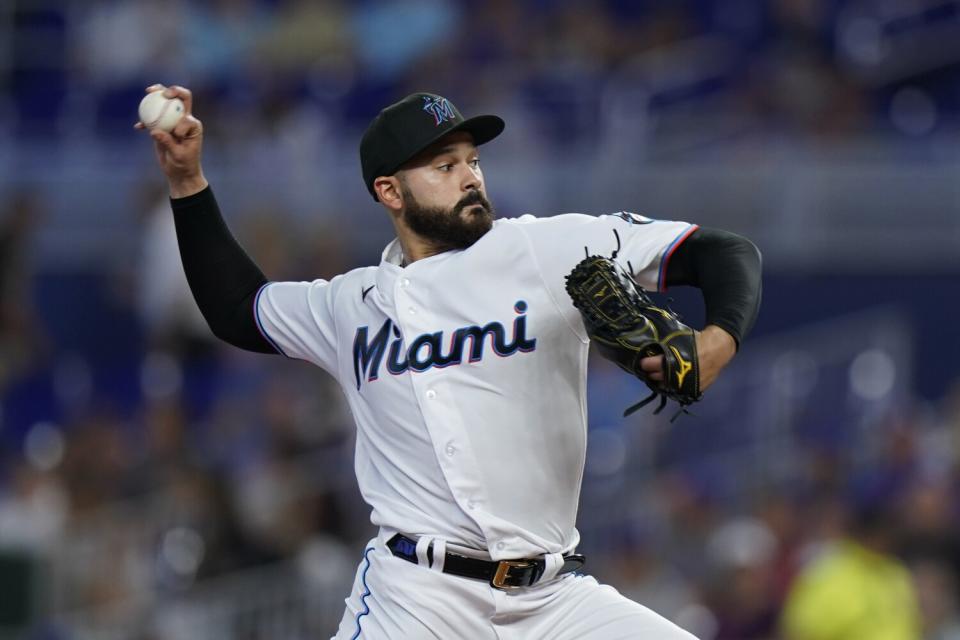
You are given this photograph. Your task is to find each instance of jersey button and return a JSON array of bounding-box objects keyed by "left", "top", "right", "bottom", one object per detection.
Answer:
[
  {"left": 445, "top": 443, "right": 455, "bottom": 456},
  {"left": 408, "top": 306, "right": 417, "bottom": 315},
  {"left": 426, "top": 389, "right": 437, "bottom": 400},
  {"left": 496, "top": 541, "right": 506, "bottom": 551},
  {"left": 467, "top": 500, "right": 477, "bottom": 510},
  {"left": 400, "top": 278, "right": 410, "bottom": 288}
]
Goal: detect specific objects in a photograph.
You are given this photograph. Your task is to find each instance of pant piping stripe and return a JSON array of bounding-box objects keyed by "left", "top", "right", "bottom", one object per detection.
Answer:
[{"left": 350, "top": 547, "right": 375, "bottom": 640}]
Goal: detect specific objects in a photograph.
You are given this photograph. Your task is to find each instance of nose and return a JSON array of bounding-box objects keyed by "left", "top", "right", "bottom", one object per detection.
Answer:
[{"left": 461, "top": 165, "right": 481, "bottom": 192}]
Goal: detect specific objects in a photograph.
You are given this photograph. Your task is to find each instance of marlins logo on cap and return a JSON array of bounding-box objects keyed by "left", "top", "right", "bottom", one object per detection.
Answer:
[
  {"left": 360, "top": 92, "right": 505, "bottom": 200},
  {"left": 423, "top": 96, "right": 457, "bottom": 126}
]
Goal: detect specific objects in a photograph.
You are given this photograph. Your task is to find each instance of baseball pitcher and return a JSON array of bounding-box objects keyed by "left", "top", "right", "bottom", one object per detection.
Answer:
[{"left": 140, "top": 85, "right": 762, "bottom": 639}]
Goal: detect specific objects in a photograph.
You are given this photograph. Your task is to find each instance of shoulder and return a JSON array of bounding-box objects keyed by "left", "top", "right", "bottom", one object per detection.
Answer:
[
  {"left": 492, "top": 212, "right": 673, "bottom": 248},
  {"left": 264, "top": 265, "right": 375, "bottom": 300},
  {"left": 492, "top": 214, "right": 603, "bottom": 241},
  {"left": 326, "top": 265, "right": 378, "bottom": 297},
  {"left": 495, "top": 211, "right": 666, "bottom": 229},
  {"left": 495, "top": 213, "right": 593, "bottom": 227},
  {"left": 337, "top": 264, "right": 379, "bottom": 282}
]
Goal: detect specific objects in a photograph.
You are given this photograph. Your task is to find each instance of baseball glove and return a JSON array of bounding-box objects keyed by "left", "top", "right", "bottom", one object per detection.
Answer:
[{"left": 564, "top": 239, "right": 702, "bottom": 421}]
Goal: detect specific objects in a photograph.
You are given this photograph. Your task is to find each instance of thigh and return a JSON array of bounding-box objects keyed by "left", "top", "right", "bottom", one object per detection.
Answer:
[
  {"left": 332, "top": 539, "right": 499, "bottom": 640},
  {"left": 511, "top": 574, "right": 699, "bottom": 640}
]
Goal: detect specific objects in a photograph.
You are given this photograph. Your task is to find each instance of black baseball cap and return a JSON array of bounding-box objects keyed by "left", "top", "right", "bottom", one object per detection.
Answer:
[{"left": 360, "top": 92, "right": 505, "bottom": 201}]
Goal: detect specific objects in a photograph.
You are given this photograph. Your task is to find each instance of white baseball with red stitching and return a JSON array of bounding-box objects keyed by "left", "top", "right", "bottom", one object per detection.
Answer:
[{"left": 138, "top": 91, "right": 185, "bottom": 132}]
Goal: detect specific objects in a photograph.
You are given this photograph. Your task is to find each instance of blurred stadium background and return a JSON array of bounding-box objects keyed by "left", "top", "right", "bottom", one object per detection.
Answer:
[{"left": 1, "top": 0, "right": 960, "bottom": 638}]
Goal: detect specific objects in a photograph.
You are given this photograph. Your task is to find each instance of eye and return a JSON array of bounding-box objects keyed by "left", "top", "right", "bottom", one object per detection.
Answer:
[
  {"left": 469, "top": 158, "right": 480, "bottom": 168},
  {"left": 437, "top": 163, "right": 452, "bottom": 172}
]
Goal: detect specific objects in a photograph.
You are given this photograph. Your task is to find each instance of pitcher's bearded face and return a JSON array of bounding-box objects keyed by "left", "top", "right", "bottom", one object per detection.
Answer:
[
  {"left": 394, "top": 131, "right": 495, "bottom": 251},
  {"left": 401, "top": 184, "right": 495, "bottom": 251}
]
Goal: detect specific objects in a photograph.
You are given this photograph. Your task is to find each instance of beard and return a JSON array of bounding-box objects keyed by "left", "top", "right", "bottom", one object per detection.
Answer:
[{"left": 401, "top": 186, "right": 496, "bottom": 252}]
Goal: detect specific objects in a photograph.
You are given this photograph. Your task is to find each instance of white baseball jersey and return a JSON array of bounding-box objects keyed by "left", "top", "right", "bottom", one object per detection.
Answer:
[{"left": 255, "top": 211, "right": 697, "bottom": 561}]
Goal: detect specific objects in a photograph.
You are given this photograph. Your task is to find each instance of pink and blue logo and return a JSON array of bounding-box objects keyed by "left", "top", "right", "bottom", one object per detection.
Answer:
[{"left": 422, "top": 96, "right": 457, "bottom": 126}]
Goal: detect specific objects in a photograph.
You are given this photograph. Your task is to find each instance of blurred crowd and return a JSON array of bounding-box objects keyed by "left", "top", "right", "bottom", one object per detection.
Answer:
[
  {"left": 594, "top": 396, "right": 960, "bottom": 640},
  {"left": 6, "top": 0, "right": 960, "bottom": 146},
  {"left": 3, "top": 0, "right": 960, "bottom": 639}
]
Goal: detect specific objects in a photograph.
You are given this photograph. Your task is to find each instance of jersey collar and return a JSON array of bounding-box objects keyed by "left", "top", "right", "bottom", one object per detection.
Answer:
[
  {"left": 381, "top": 238, "right": 405, "bottom": 266},
  {"left": 373, "top": 239, "right": 404, "bottom": 307}
]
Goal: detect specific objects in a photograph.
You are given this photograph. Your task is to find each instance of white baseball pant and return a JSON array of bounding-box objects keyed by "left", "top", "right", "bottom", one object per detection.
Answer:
[{"left": 331, "top": 534, "right": 698, "bottom": 639}]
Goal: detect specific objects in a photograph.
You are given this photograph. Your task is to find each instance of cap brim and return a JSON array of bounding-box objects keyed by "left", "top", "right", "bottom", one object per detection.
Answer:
[
  {"left": 451, "top": 114, "right": 505, "bottom": 147},
  {"left": 388, "top": 114, "right": 505, "bottom": 175}
]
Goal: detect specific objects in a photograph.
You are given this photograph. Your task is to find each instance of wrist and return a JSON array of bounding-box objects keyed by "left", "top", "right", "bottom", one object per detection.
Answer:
[
  {"left": 700, "top": 325, "right": 736, "bottom": 359},
  {"left": 694, "top": 325, "right": 737, "bottom": 391},
  {"left": 169, "top": 174, "right": 208, "bottom": 199}
]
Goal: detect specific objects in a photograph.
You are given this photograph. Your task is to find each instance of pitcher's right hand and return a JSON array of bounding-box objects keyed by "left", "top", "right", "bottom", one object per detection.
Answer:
[{"left": 136, "top": 84, "right": 207, "bottom": 198}]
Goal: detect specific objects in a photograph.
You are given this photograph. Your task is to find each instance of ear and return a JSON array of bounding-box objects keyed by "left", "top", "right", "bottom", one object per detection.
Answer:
[{"left": 374, "top": 176, "right": 403, "bottom": 211}]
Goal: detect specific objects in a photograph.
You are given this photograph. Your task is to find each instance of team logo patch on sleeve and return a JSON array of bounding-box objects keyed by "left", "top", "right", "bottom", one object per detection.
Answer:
[{"left": 615, "top": 211, "right": 654, "bottom": 225}]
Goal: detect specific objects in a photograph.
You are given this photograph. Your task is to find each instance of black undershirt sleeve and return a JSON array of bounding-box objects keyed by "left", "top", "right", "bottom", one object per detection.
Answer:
[
  {"left": 170, "top": 186, "right": 277, "bottom": 354},
  {"left": 664, "top": 226, "right": 762, "bottom": 348}
]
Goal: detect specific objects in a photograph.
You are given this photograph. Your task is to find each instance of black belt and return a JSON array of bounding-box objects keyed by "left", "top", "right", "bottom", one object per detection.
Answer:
[{"left": 386, "top": 533, "right": 585, "bottom": 591}]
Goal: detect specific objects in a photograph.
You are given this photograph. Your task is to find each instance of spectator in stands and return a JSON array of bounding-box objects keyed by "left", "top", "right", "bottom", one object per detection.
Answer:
[
  {"left": 781, "top": 502, "right": 922, "bottom": 640},
  {"left": 0, "top": 189, "right": 47, "bottom": 390},
  {"left": 704, "top": 516, "right": 781, "bottom": 639},
  {"left": 897, "top": 478, "right": 960, "bottom": 639}
]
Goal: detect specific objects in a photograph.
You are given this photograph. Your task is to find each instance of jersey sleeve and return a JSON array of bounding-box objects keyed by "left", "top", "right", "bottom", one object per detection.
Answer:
[
  {"left": 254, "top": 278, "right": 340, "bottom": 372},
  {"left": 512, "top": 211, "right": 697, "bottom": 337}
]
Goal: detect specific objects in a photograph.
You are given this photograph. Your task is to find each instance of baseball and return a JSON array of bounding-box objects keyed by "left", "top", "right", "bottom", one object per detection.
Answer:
[{"left": 138, "top": 90, "right": 185, "bottom": 132}]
